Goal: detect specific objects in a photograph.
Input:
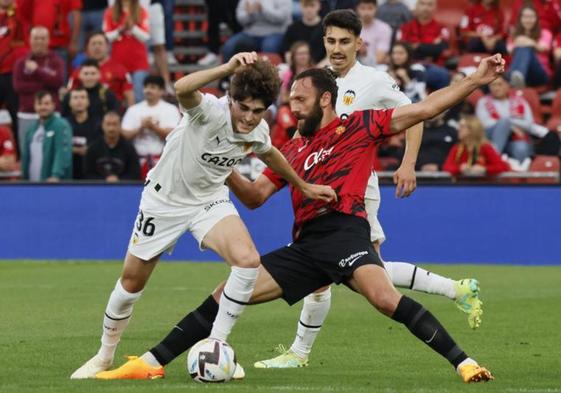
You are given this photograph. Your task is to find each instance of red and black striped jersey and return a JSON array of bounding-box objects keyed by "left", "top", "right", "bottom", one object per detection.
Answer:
[{"left": 264, "top": 108, "right": 394, "bottom": 229}]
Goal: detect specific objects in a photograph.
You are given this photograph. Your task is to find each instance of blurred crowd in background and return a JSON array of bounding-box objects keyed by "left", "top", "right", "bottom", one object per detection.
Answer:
[{"left": 0, "top": 0, "right": 560, "bottom": 183}]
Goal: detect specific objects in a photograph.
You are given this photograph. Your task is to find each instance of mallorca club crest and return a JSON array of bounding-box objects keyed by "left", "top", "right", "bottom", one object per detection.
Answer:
[
  {"left": 335, "top": 125, "right": 346, "bottom": 135},
  {"left": 342, "top": 89, "right": 356, "bottom": 106}
]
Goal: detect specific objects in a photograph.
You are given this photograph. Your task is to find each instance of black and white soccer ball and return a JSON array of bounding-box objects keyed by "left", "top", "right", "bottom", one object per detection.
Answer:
[{"left": 187, "top": 338, "right": 236, "bottom": 383}]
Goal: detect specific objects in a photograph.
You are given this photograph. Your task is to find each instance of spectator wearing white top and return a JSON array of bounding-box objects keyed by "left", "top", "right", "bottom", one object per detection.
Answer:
[{"left": 121, "top": 75, "right": 180, "bottom": 177}]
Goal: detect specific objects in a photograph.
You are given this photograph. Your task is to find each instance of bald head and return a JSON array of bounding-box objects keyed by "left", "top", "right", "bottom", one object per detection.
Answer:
[{"left": 30, "top": 26, "right": 50, "bottom": 56}]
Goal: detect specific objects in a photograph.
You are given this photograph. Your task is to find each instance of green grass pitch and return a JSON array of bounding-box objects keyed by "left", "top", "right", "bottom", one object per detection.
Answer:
[{"left": 1, "top": 261, "right": 560, "bottom": 393}]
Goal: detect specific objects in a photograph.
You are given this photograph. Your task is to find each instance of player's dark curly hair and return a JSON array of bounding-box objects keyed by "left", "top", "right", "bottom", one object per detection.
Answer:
[
  {"left": 229, "top": 59, "right": 280, "bottom": 108},
  {"left": 322, "top": 9, "right": 362, "bottom": 37},
  {"left": 294, "top": 68, "right": 338, "bottom": 109}
]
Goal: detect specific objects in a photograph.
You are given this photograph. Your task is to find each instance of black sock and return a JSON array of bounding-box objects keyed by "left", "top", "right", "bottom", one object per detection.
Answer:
[
  {"left": 392, "top": 296, "right": 468, "bottom": 368},
  {"left": 150, "top": 295, "right": 218, "bottom": 366}
]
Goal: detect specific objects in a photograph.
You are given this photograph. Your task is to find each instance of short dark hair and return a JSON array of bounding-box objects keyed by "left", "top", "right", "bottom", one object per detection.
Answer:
[
  {"left": 322, "top": 9, "right": 362, "bottom": 37},
  {"left": 81, "top": 58, "right": 100, "bottom": 69},
  {"left": 85, "top": 31, "right": 109, "bottom": 48},
  {"left": 103, "top": 110, "right": 121, "bottom": 120},
  {"left": 143, "top": 75, "right": 165, "bottom": 89},
  {"left": 293, "top": 68, "right": 338, "bottom": 108},
  {"left": 70, "top": 86, "right": 88, "bottom": 96},
  {"left": 229, "top": 59, "right": 280, "bottom": 108},
  {"left": 357, "top": 0, "right": 377, "bottom": 5},
  {"left": 34, "top": 90, "right": 53, "bottom": 102}
]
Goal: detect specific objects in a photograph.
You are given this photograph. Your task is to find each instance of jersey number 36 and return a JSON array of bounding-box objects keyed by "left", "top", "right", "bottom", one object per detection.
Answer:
[{"left": 136, "top": 210, "right": 156, "bottom": 237}]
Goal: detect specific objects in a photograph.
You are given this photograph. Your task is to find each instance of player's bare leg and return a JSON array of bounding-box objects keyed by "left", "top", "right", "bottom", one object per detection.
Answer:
[
  {"left": 201, "top": 215, "right": 261, "bottom": 341},
  {"left": 70, "top": 252, "right": 161, "bottom": 379},
  {"left": 348, "top": 264, "right": 493, "bottom": 383},
  {"left": 96, "top": 265, "right": 284, "bottom": 380}
]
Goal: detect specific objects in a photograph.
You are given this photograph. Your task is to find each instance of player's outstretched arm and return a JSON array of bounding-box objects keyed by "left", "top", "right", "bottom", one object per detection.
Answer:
[
  {"left": 174, "top": 52, "right": 259, "bottom": 110},
  {"left": 257, "top": 147, "right": 338, "bottom": 203},
  {"left": 390, "top": 54, "right": 506, "bottom": 133},
  {"left": 226, "top": 170, "right": 278, "bottom": 209}
]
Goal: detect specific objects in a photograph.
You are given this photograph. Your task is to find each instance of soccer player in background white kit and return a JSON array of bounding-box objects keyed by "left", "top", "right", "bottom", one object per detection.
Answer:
[
  {"left": 255, "top": 10, "right": 483, "bottom": 369},
  {"left": 70, "top": 52, "right": 337, "bottom": 379}
]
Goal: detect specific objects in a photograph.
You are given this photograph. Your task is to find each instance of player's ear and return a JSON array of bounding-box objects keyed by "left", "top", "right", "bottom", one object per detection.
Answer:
[
  {"left": 356, "top": 36, "right": 363, "bottom": 51},
  {"left": 320, "top": 91, "right": 331, "bottom": 108}
]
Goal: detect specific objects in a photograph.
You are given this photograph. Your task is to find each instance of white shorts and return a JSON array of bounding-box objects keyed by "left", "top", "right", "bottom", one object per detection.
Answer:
[
  {"left": 364, "top": 171, "right": 386, "bottom": 244},
  {"left": 148, "top": 3, "right": 166, "bottom": 46},
  {"left": 128, "top": 186, "right": 239, "bottom": 260}
]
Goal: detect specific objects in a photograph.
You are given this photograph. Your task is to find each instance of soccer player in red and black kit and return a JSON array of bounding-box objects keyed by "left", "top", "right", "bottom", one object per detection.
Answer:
[{"left": 96, "top": 55, "right": 505, "bottom": 383}]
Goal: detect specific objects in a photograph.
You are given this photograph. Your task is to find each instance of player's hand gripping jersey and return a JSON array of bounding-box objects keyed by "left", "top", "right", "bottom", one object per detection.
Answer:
[{"left": 147, "top": 94, "right": 272, "bottom": 205}]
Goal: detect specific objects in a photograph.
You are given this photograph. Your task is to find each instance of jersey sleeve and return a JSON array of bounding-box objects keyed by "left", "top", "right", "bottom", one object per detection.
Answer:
[
  {"left": 363, "top": 108, "right": 395, "bottom": 141},
  {"left": 181, "top": 93, "right": 224, "bottom": 125},
  {"left": 262, "top": 167, "right": 286, "bottom": 189},
  {"left": 375, "top": 72, "right": 411, "bottom": 108}
]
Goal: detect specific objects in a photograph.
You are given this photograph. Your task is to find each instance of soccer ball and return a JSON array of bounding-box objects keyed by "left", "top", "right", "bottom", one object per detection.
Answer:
[{"left": 187, "top": 338, "right": 236, "bottom": 383}]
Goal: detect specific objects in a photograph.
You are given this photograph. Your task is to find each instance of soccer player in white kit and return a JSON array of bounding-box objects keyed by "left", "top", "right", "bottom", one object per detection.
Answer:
[
  {"left": 254, "top": 10, "right": 483, "bottom": 369},
  {"left": 70, "top": 52, "right": 337, "bottom": 379}
]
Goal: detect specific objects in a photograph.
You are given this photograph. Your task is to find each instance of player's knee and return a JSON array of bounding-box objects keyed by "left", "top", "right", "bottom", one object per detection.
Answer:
[
  {"left": 229, "top": 248, "right": 260, "bottom": 268},
  {"left": 120, "top": 273, "right": 147, "bottom": 293},
  {"left": 368, "top": 289, "right": 400, "bottom": 316}
]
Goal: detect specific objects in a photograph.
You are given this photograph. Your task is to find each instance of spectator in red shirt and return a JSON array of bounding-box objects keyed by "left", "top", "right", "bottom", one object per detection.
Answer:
[
  {"left": 507, "top": 5, "right": 552, "bottom": 88},
  {"left": 461, "top": 0, "right": 507, "bottom": 54},
  {"left": 103, "top": 0, "right": 150, "bottom": 102},
  {"left": 0, "top": 125, "right": 17, "bottom": 176},
  {"left": 18, "top": 0, "right": 82, "bottom": 78},
  {"left": 553, "top": 33, "right": 561, "bottom": 88},
  {"left": 398, "top": 0, "right": 449, "bottom": 62},
  {"left": 68, "top": 31, "right": 134, "bottom": 106},
  {"left": 12, "top": 26, "right": 64, "bottom": 153},
  {"left": 443, "top": 115, "right": 510, "bottom": 178},
  {"left": 508, "top": 0, "right": 561, "bottom": 35},
  {"left": 0, "top": 0, "right": 26, "bottom": 151}
]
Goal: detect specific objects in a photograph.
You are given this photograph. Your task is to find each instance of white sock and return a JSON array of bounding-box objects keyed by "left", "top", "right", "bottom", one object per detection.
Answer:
[
  {"left": 290, "top": 287, "right": 331, "bottom": 359},
  {"left": 210, "top": 266, "right": 258, "bottom": 341},
  {"left": 140, "top": 351, "right": 162, "bottom": 368},
  {"left": 384, "top": 262, "right": 456, "bottom": 299},
  {"left": 456, "top": 357, "right": 477, "bottom": 373},
  {"left": 97, "top": 279, "right": 142, "bottom": 362}
]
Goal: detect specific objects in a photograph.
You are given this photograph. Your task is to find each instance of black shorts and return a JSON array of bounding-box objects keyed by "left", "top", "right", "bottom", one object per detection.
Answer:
[{"left": 261, "top": 212, "right": 383, "bottom": 305}]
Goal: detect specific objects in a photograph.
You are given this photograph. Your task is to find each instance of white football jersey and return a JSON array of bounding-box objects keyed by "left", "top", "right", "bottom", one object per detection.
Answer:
[
  {"left": 335, "top": 61, "right": 411, "bottom": 201},
  {"left": 146, "top": 94, "right": 272, "bottom": 205},
  {"left": 335, "top": 61, "right": 411, "bottom": 118}
]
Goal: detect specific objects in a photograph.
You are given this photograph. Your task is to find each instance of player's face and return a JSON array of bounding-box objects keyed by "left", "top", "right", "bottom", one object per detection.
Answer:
[
  {"left": 87, "top": 35, "right": 109, "bottom": 60},
  {"left": 143, "top": 83, "right": 164, "bottom": 103},
  {"left": 34, "top": 95, "right": 55, "bottom": 119},
  {"left": 289, "top": 78, "right": 324, "bottom": 136},
  {"left": 229, "top": 97, "right": 267, "bottom": 134},
  {"left": 102, "top": 114, "right": 121, "bottom": 138},
  {"left": 489, "top": 77, "right": 509, "bottom": 99},
  {"left": 69, "top": 91, "right": 89, "bottom": 112},
  {"left": 324, "top": 26, "right": 362, "bottom": 74},
  {"left": 79, "top": 66, "right": 101, "bottom": 88},
  {"left": 356, "top": 3, "right": 377, "bottom": 24}
]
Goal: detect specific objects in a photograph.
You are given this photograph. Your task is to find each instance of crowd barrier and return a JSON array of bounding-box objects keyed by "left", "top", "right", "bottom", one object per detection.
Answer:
[{"left": 2, "top": 183, "right": 560, "bottom": 264}]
